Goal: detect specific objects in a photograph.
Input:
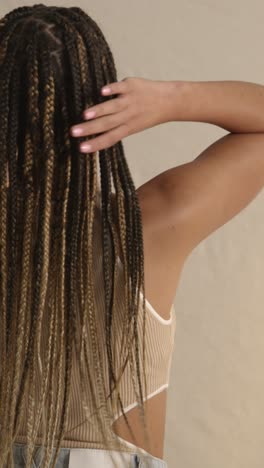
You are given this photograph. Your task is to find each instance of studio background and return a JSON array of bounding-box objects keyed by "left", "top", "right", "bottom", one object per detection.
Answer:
[{"left": 1, "top": 2, "right": 264, "bottom": 467}]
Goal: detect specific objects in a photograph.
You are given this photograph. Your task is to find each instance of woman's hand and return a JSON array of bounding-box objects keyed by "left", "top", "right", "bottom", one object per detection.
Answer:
[{"left": 70, "top": 77, "right": 176, "bottom": 153}]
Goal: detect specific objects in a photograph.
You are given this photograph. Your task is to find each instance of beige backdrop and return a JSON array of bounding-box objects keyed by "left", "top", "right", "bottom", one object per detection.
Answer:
[{"left": 1, "top": 1, "right": 264, "bottom": 467}]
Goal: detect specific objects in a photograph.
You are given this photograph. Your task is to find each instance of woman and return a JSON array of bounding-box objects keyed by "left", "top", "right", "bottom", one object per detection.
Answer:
[{"left": 1, "top": 3, "right": 264, "bottom": 468}]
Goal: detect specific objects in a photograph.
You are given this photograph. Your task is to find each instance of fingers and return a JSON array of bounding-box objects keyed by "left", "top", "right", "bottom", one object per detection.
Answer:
[
  {"left": 101, "top": 79, "right": 128, "bottom": 97},
  {"left": 82, "top": 80, "right": 129, "bottom": 119},
  {"left": 70, "top": 78, "right": 130, "bottom": 142},
  {"left": 82, "top": 94, "right": 127, "bottom": 121},
  {"left": 79, "top": 124, "right": 128, "bottom": 153},
  {"left": 74, "top": 111, "right": 125, "bottom": 140},
  {"left": 70, "top": 96, "right": 128, "bottom": 139}
]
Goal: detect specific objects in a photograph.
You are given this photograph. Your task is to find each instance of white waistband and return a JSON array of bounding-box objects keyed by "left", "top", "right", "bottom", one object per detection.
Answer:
[
  {"left": 68, "top": 448, "right": 133, "bottom": 468},
  {"left": 68, "top": 446, "right": 166, "bottom": 468}
]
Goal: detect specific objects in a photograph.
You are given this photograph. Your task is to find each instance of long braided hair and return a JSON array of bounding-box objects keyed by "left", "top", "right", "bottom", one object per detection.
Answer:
[{"left": 0, "top": 4, "right": 150, "bottom": 467}]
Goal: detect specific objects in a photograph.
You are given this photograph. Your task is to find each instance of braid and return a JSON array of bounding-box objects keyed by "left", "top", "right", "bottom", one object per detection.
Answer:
[
  {"left": 101, "top": 36, "right": 149, "bottom": 437},
  {"left": 31, "top": 44, "right": 57, "bottom": 467},
  {"left": 0, "top": 30, "right": 24, "bottom": 462},
  {"left": 50, "top": 76, "right": 73, "bottom": 465}
]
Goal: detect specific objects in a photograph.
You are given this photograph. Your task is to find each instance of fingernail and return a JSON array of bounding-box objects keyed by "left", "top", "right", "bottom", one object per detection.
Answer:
[
  {"left": 71, "top": 127, "right": 83, "bottom": 136},
  {"left": 84, "top": 110, "right": 96, "bottom": 120},
  {"left": 80, "top": 143, "right": 92, "bottom": 152},
  {"left": 102, "top": 87, "right": 111, "bottom": 94}
]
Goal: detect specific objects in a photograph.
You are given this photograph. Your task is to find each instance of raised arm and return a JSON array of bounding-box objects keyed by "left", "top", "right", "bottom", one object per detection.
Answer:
[
  {"left": 165, "top": 79, "right": 264, "bottom": 133},
  {"left": 158, "top": 80, "right": 264, "bottom": 255}
]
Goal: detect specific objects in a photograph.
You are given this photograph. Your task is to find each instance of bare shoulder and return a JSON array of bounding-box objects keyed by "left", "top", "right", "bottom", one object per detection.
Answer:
[
  {"left": 133, "top": 132, "right": 264, "bottom": 322},
  {"left": 131, "top": 132, "right": 264, "bottom": 320}
]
